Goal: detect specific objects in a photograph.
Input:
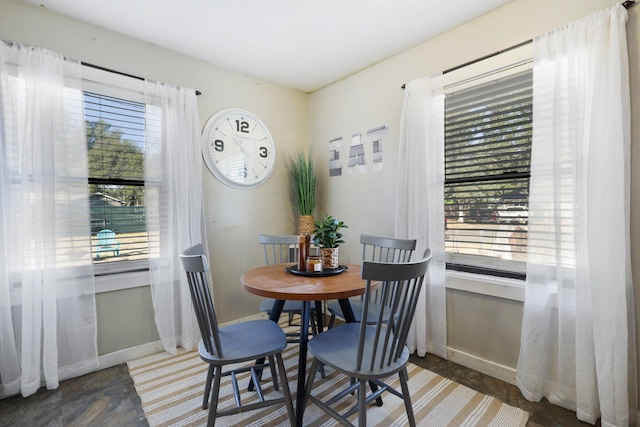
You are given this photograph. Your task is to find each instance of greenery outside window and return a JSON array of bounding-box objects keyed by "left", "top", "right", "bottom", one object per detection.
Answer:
[{"left": 444, "top": 69, "right": 532, "bottom": 279}]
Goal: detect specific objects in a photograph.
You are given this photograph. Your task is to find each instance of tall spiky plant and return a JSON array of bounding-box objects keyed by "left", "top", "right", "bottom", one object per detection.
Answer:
[{"left": 287, "top": 149, "right": 316, "bottom": 216}]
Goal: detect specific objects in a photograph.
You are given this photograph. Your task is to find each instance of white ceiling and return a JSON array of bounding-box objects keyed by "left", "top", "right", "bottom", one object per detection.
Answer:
[{"left": 23, "top": 0, "right": 516, "bottom": 93}]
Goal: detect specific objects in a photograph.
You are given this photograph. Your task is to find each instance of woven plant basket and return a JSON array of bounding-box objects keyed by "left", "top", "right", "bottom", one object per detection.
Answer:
[
  {"left": 321, "top": 247, "right": 339, "bottom": 270},
  {"left": 298, "top": 215, "right": 315, "bottom": 235}
]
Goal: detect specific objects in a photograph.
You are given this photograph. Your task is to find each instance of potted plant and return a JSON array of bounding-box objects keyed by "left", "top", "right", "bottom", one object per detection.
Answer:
[
  {"left": 287, "top": 149, "right": 317, "bottom": 234},
  {"left": 312, "top": 215, "right": 348, "bottom": 269}
]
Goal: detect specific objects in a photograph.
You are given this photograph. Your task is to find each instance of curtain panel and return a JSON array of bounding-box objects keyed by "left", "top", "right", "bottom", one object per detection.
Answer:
[
  {"left": 516, "top": 5, "right": 637, "bottom": 426},
  {"left": 395, "top": 74, "right": 447, "bottom": 359},
  {"left": 0, "top": 42, "right": 98, "bottom": 398},
  {"left": 144, "top": 81, "right": 208, "bottom": 355}
]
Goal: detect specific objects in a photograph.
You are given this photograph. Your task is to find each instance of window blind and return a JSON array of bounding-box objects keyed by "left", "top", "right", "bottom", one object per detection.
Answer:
[
  {"left": 85, "top": 92, "right": 149, "bottom": 269},
  {"left": 444, "top": 70, "right": 532, "bottom": 274}
]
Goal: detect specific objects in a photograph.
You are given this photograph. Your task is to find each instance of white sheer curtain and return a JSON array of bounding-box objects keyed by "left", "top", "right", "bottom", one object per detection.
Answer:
[
  {"left": 144, "top": 81, "right": 208, "bottom": 355},
  {"left": 0, "top": 42, "right": 98, "bottom": 398},
  {"left": 516, "top": 5, "right": 637, "bottom": 426},
  {"left": 395, "top": 74, "right": 447, "bottom": 359}
]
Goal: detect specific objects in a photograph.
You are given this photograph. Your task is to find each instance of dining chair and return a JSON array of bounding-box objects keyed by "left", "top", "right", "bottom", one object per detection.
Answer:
[
  {"left": 180, "top": 243, "right": 295, "bottom": 427},
  {"left": 258, "top": 234, "right": 321, "bottom": 342},
  {"left": 304, "top": 251, "right": 432, "bottom": 427},
  {"left": 326, "top": 234, "right": 417, "bottom": 328}
]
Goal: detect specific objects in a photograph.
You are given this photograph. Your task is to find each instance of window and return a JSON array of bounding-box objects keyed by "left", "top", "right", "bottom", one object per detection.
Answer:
[
  {"left": 82, "top": 69, "right": 149, "bottom": 275},
  {"left": 444, "top": 69, "right": 532, "bottom": 278}
]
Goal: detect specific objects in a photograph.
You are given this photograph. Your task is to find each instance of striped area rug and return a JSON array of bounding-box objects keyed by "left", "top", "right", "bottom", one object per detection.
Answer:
[{"left": 128, "top": 327, "right": 528, "bottom": 427}]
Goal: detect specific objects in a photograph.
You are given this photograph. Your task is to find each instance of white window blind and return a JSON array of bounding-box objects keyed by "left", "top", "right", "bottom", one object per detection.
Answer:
[
  {"left": 85, "top": 91, "right": 149, "bottom": 272},
  {"left": 444, "top": 69, "right": 532, "bottom": 277}
]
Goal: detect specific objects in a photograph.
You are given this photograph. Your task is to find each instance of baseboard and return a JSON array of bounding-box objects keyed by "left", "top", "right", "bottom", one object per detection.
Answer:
[
  {"left": 446, "top": 347, "right": 517, "bottom": 385},
  {"left": 96, "top": 313, "right": 269, "bottom": 371},
  {"left": 96, "top": 314, "right": 517, "bottom": 391},
  {"left": 98, "top": 340, "right": 165, "bottom": 370},
  {"left": 219, "top": 312, "right": 268, "bottom": 326}
]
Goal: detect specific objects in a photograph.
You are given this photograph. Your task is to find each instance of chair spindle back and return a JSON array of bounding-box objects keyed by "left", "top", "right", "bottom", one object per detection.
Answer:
[
  {"left": 357, "top": 251, "right": 432, "bottom": 371},
  {"left": 361, "top": 234, "right": 416, "bottom": 263},
  {"left": 360, "top": 234, "right": 417, "bottom": 305},
  {"left": 180, "top": 243, "right": 223, "bottom": 358},
  {"left": 260, "top": 234, "right": 300, "bottom": 265}
]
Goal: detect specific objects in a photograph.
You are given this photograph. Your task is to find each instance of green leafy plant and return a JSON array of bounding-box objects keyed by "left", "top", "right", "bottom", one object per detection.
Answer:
[
  {"left": 312, "top": 215, "right": 348, "bottom": 248},
  {"left": 286, "top": 149, "right": 316, "bottom": 216}
]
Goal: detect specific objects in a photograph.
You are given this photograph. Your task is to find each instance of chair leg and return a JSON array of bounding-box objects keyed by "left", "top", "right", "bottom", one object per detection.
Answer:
[
  {"left": 276, "top": 353, "right": 295, "bottom": 427},
  {"left": 314, "top": 300, "right": 324, "bottom": 333},
  {"left": 369, "top": 381, "right": 384, "bottom": 406},
  {"left": 203, "top": 364, "right": 214, "bottom": 409},
  {"left": 310, "top": 314, "right": 318, "bottom": 336},
  {"left": 317, "top": 360, "right": 326, "bottom": 379},
  {"left": 358, "top": 379, "right": 367, "bottom": 427},
  {"left": 399, "top": 367, "right": 416, "bottom": 427},
  {"left": 207, "top": 365, "right": 223, "bottom": 427},
  {"left": 305, "top": 357, "right": 321, "bottom": 398},
  {"left": 268, "top": 355, "right": 279, "bottom": 391},
  {"left": 305, "top": 308, "right": 325, "bottom": 379},
  {"left": 327, "top": 314, "right": 336, "bottom": 329}
]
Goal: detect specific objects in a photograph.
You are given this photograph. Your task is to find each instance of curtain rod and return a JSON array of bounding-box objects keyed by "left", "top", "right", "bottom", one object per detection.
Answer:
[
  {"left": 81, "top": 61, "right": 202, "bottom": 96},
  {"left": 400, "top": 0, "right": 636, "bottom": 89}
]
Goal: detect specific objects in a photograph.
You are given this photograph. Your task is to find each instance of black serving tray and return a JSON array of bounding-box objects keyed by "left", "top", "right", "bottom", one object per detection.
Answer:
[{"left": 285, "top": 264, "right": 348, "bottom": 277}]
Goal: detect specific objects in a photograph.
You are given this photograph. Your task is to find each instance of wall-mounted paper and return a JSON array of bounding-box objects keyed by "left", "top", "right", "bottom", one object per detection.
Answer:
[
  {"left": 348, "top": 133, "right": 366, "bottom": 174},
  {"left": 367, "top": 125, "right": 388, "bottom": 171},
  {"left": 329, "top": 136, "right": 343, "bottom": 177}
]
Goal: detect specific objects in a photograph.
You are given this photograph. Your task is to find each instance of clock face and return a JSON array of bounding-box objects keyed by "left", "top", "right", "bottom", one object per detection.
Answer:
[{"left": 201, "top": 108, "right": 276, "bottom": 189}]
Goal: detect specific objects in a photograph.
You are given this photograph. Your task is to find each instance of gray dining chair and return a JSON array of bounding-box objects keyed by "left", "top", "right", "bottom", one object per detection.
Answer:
[
  {"left": 326, "top": 234, "right": 417, "bottom": 328},
  {"left": 258, "top": 234, "right": 321, "bottom": 342},
  {"left": 180, "top": 243, "right": 295, "bottom": 427},
  {"left": 304, "top": 251, "right": 432, "bottom": 427}
]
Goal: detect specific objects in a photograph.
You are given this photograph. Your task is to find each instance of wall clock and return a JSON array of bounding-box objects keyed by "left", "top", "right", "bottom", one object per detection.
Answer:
[{"left": 201, "top": 108, "right": 276, "bottom": 189}]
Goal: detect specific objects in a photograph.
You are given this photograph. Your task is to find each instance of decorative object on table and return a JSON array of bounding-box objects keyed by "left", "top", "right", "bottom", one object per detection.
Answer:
[
  {"left": 287, "top": 149, "right": 316, "bottom": 234},
  {"left": 285, "top": 264, "right": 346, "bottom": 277},
  {"left": 297, "top": 234, "right": 311, "bottom": 271},
  {"left": 201, "top": 108, "right": 275, "bottom": 189},
  {"left": 306, "top": 255, "right": 323, "bottom": 272},
  {"left": 312, "top": 215, "right": 348, "bottom": 270}
]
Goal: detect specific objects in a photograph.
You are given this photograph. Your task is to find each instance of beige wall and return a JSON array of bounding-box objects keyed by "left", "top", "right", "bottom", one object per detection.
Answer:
[
  {"left": 96, "top": 287, "right": 159, "bottom": 355},
  {"left": 310, "top": 0, "right": 639, "bottom": 390},
  {"left": 0, "top": 0, "right": 309, "bottom": 354}
]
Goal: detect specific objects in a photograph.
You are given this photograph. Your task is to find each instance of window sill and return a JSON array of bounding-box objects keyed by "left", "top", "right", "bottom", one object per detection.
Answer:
[
  {"left": 445, "top": 269, "right": 525, "bottom": 302},
  {"left": 95, "top": 269, "right": 150, "bottom": 293}
]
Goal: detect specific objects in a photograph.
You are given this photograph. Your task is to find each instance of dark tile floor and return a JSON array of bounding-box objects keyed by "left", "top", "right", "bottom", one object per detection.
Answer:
[
  {"left": 0, "top": 351, "right": 598, "bottom": 426},
  {"left": 0, "top": 364, "right": 147, "bottom": 427}
]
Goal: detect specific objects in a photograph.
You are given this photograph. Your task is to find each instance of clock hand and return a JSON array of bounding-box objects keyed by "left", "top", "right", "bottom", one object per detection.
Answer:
[
  {"left": 232, "top": 136, "right": 247, "bottom": 156},
  {"left": 232, "top": 136, "right": 253, "bottom": 168}
]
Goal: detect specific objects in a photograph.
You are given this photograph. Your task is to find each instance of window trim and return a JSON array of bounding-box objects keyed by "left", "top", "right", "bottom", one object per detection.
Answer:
[
  {"left": 445, "top": 269, "right": 525, "bottom": 302},
  {"left": 95, "top": 268, "right": 150, "bottom": 293}
]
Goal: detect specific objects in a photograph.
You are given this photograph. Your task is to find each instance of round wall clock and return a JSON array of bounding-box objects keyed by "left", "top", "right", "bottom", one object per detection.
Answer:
[{"left": 201, "top": 108, "right": 276, "bottom": 189}]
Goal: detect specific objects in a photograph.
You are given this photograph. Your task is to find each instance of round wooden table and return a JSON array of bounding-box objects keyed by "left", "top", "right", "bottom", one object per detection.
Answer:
[{"left": 241, "top": 263, "right": 368, "bottom": 426}]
